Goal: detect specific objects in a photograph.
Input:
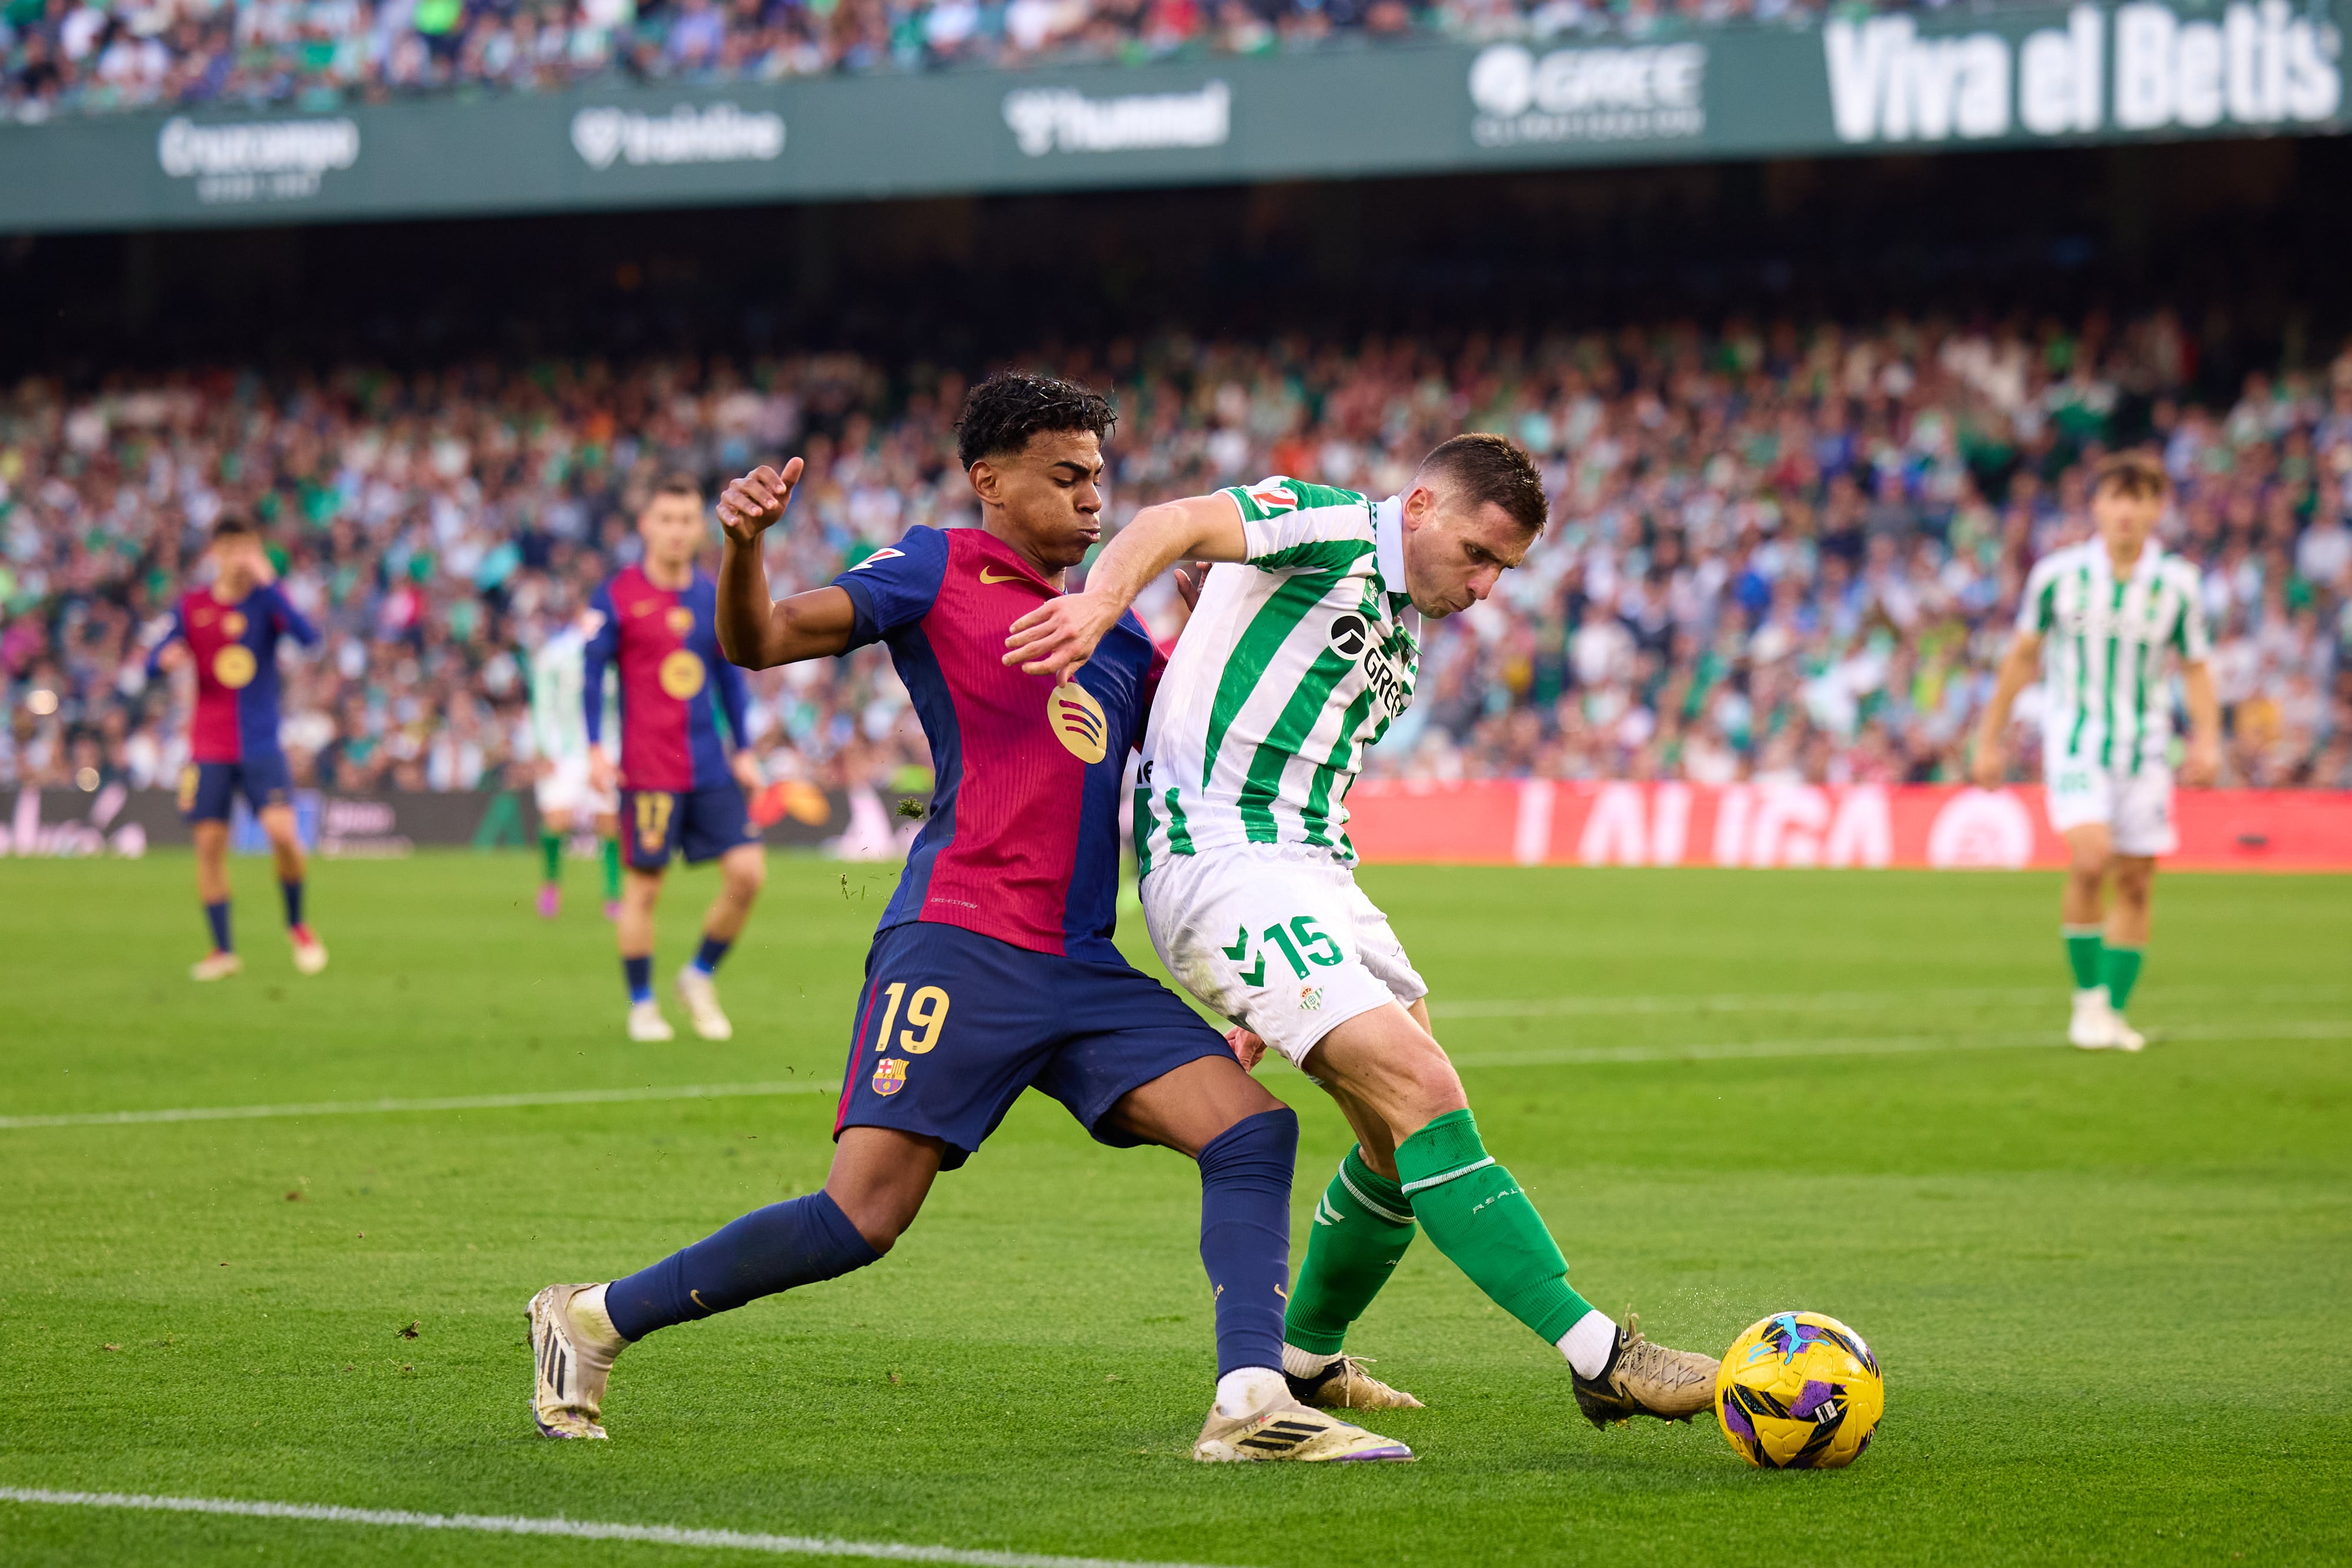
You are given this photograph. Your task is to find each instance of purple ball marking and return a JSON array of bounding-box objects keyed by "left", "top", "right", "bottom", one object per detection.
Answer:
[
  {"left": 1722, "top": 1399, "right": 1756, "bottom": 1442},
  {"left": 1790, "top": 1379, "right": 1836, "bottom": 1419}
]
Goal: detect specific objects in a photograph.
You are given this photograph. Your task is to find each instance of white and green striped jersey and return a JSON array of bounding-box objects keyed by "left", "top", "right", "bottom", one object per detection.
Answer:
[
  {"left": 529, "top": 627, "right": 619, "bottom": 762},
  {"left": 1136, "top": 477, "right": 1419, "bottom": 870},
  {"left": 2016, "top": 540, "right": 2210, "bottom": 774}
]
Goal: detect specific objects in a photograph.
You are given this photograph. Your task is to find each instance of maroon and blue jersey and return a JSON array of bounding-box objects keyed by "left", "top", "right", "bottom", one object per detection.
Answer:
[
  {"left": 148, "top": 584, "right": 319, "bottom": 763},
  {"left": 835, "top": 525, "right": 1164, "bottom": 964},
  {"left": 583, "top": 564, "right": 751, "bottom": 793}
]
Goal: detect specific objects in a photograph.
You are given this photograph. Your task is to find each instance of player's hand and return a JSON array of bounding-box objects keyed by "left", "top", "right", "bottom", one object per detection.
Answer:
[
  {"left": 1225, "top": 1026, "right": 1268, "bottom": 1073},
  {"left": 1003, "top": 593, "right": 1124, "bottom": 678},
  {"left": 731, "top": 750, "right": 763, "bottom": 791},
  {"left": 588, "top": 745, "right": 617, "bottom": 794},
  {"left": 1172, "top": 560, "right": 1212, "bottom": 611},
  {"left": 155, "top": 641, "right": 190, "bottom": 673},
  {"left": 1970, "top": 734, "right": 2004, "bottom": 791},
  {"left": 716, "top": 459, "right": 804, "bottom": 546},
  {"left": 2181, "top": 734, "right": 2221, "bottom": 788},
  {"left": 246, "top": 545, "right": 277, "bottom": 585}
]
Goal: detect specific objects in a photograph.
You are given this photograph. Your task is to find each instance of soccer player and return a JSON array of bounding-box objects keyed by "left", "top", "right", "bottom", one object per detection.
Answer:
[
  {"left": 583, "top": 474, "right": 767, "bottom": 1044},
  {"left": 527, "top": 373, "right": 1407, "bottom": 1464},
  {"left": 1972, "top": 451, "right": 2220, "bottom": 1051},
  {"left": 527, "top": 604, "right": 622, "bottom": 920},
  {"left": 1004, "top": 435, "right": 1724, "bottom": 1430},
  {"left": 146, "top": 514, "right": 329, "bottom": 981}
]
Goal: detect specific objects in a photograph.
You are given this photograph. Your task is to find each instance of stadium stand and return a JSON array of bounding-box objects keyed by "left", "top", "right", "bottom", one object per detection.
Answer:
[{"left": 5, "top": 310, "right": 2349, "bottom": 801}]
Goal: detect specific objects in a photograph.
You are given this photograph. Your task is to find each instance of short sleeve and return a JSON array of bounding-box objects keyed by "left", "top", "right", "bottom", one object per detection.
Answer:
[
  {"left": 2172, "top": 565, "right": 2212, "bottom": 661},
  {"left": 832, "top": 527, "right": 951, "bottom": 650},
  {"left": 2016, "top": 556, "right": 2061, "bottom": 636},
  {"left": 1220, "top": 477, "right": 1375, "bottom": 571}
]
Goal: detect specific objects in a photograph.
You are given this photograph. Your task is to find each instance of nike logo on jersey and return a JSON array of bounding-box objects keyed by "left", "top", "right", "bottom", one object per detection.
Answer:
[{"left": 978, "top": 566, "right": 1024, "bottom": 584}]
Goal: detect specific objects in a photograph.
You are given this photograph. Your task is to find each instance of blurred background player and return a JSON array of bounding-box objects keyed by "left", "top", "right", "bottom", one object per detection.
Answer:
[
  {"left": 145, "top": 515, "right": 329, "bottom": 982},
  {"left": 584, "top": 474, "right": 766, "bottom": 1043},
  {"left": 527, "top": 603, "right": 623, "bottom": 920},
  {"left": 1974, "top": 452, "right": 2221, "bottom": 1053},
  {"left": 1008, "top": 435, "right": 1725, "bottom": 1433}
]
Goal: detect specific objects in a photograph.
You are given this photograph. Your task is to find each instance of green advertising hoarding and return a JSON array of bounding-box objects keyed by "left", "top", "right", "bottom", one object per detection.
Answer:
[{"left": 1, "top": 0, "right": 2341, "bottom": 233}]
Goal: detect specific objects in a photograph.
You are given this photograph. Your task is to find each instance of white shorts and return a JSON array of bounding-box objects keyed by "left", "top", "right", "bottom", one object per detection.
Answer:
[
  {"left": 535, "top": 754, "right": 617, "bottom": 821},
  {"left": 1140, "top": 841, "right": 1428, "bottom": 1068},
  {"left": 2044, "top": 759, "right": 2175, "bottom": 857}
]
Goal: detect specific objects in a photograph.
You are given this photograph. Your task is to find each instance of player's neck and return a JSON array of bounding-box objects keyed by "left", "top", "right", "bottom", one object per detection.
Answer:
[
  {"left": 978, "top": 516, "right": 1067, "bottom": 588},
  {"left": 2103, "top": 538, "right": 2146, "bottom": 576},
  {"left": 209, "top": 578, "right": 251, "bottom": 604},
  {"left": 642, "top": 555, "right": 694, "bottom": 590}
]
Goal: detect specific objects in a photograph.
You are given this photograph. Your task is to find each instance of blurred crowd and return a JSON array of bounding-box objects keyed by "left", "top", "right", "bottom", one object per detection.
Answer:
[
  {"left": 11, "top": 0, "right": 2027, "bottom": 119},
  {"left": 6, "top": 309, "right": 2352, "bottom": 807}
]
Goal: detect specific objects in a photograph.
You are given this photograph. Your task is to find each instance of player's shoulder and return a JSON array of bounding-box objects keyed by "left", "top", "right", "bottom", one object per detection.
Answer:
[
  {"left": 843, "top": 524, "right": 951, "bottom": 577},
  {"left": 2152, "top": 549, "right": 2203, "bottom": 589},
  {"left": 1224, "top": 476, "right": 1371, "bottom": 525},
  {"left": 2027, "top": 540, "right": 2093, "bottom": 579}
]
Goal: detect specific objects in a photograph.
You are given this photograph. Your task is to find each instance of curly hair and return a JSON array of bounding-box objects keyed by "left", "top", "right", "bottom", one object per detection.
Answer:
[{"left": 955, "top": 370, "right": 1117, "bottom": 469}]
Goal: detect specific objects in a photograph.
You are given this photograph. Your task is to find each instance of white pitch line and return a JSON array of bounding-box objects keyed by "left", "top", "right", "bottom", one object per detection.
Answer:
[
  {"left": 1447, "top": 1019, "right": 2352, "bottom": 1069},
  {"left": 1430, "top": 981, "right": 2352, "bottom": 1021},
  {"left": 0, "top": 1488, "right": 1244, "bottom": 1568},
  {"left": 0, "top": 1080, "right": 839, "bottom": 1132}
]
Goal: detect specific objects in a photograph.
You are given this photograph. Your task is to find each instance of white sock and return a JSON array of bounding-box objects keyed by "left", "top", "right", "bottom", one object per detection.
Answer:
[
  {"left": 1214, "top": 1366, "right": 1289, "bottom": 1420},
  {"left": 1282, "top": 1343, "right": 1337, "bottom": 1381},
  {"left": 1557, "top": 1309, "right": 1618, "bottom": 1380},
  {"left": 572, "top": 1283, "right": 626, "bottom": 1359}
]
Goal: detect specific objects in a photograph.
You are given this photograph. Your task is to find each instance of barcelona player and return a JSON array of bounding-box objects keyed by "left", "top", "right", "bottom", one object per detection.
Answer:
[
  {"left": 583, "top": 474, "right": 767, "bottom": 1044},
  {"left": 527, "top": 373, "right": 1408, "bottom": 1463},
  {"left": 146, "top": 515, "right": 329, "bottom": 981}
]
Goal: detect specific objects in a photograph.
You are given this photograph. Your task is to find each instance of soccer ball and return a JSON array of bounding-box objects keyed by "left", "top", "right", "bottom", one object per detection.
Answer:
[{"left": 1713, "top": 1311, "right": 1883, "bottom": 1469}]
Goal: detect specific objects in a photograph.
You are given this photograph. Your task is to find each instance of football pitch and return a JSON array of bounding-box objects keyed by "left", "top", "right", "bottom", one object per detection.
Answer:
[{"left": 2, "top": 854, "right": 2346, "bottom": 1566}]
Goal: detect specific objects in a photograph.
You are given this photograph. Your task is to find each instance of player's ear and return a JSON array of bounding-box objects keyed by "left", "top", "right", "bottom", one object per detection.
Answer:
[{"left": 967, "top": 459, "right": 1001, "bottom": 506}]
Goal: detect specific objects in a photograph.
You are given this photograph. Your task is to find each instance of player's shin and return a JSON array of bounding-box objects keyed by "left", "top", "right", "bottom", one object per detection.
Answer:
[
  {"left": 1195, "top": 1106, "right": 1297, "bottom": 1417},
  {"left": 1285, "top": 1145, "right": 1416, "bottom": 1362},
  {"left": 1394, "top": 1109, "right": 1593, "bottom": 1346},
  {"left": 602, "top": 1190, "right": 883, "bottom": 1342}
]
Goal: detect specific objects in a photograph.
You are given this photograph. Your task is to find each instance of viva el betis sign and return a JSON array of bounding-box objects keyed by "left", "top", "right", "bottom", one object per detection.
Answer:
[{"left": 1346, "top": 779, "right": 2352, "bottom": 872}]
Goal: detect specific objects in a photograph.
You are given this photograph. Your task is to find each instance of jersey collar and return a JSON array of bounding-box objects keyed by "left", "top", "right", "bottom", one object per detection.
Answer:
[{"left": 1373, "top": 495, "right": 1408, "bottom": 599}]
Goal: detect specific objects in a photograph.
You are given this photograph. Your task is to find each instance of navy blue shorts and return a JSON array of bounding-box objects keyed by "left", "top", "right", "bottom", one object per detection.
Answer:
[
  {"left": 621, "top": 783, "right": 759, "bottom": 870},
  {"left": 833, "top": 921, "right": 1232, "bottom": 1171},
  {"left": 179, "top": 756, "right": 292, "bottom": 823}
]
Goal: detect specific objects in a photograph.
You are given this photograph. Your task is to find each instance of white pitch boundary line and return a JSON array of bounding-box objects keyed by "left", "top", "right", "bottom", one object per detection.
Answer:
[
  {"left": 0, "top": 1080, "right": 840, "bottom": 1132},
  {"left": 1431, "top": 981, "right": 2352, "bottom": 1021},
  {"left": 0, "top": 1488, "right": 1245, "bottom": 1568},
  {"left": 1446, "top": 1019, "right": 2352, "bottom": 1069}
]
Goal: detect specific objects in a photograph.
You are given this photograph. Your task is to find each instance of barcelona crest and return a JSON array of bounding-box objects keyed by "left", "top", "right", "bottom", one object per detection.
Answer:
[{"left": 872, "top": 1058, "right": 910, "bottom": 1097}]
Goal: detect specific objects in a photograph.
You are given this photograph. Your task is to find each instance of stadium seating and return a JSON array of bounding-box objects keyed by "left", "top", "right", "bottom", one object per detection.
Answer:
[{"left": 3, "top": 312, "right": 2348, "bottom": 801}]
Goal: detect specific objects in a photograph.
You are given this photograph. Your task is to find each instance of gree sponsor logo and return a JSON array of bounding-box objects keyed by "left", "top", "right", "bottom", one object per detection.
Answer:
[
  {"left": 1468, "top": 43, "right": 1707, "bottom": 146},
  {"left": 1001, "top": 80, "right": 1231, "bottom": 156},
  {"left": 156, "top": 116, "right": 359, "bottom": 205},
  {"left": 1825, "top": 0, "right": 2342, "bottom": 145},
  {"left": 569, "top": 103, "right": 786, "bottom": 170}
]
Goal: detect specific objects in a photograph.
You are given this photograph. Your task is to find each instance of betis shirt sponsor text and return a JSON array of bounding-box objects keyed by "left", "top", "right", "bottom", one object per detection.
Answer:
[
  {"left": 2017, "top": 540, "right": 2210, "bottom": 776},
  {"left": 1137, "top": 477, "right": 1418, "bottom": 870}
]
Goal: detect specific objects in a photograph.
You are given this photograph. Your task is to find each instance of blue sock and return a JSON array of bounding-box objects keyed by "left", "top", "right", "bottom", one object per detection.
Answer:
[
  {"left": 623, "top": 955, "right": 653, "bottom": 1004},
  {"left": 280, "top": 879, "right": 304, "bottom": 930},
  {"left": 203, "top": 900, "right": 232, "bottom": 954},
  {"left": 691, "top": 934, "right": 732, "bottom": 976},
  {"left": 604, "top": 1190, "right": 882, "bottom": 1342},
  {"left": 1197, "top": 1106, "right": 1298, "bottom": 1378}
]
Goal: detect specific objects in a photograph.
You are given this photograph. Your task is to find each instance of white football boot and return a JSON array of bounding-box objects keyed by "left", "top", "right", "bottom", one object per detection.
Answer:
[
  {"left": 2106, "top": 1013, "right": 2147, "bottom": 1052},
  {"left": 527, "top": 1282, "right": 626, "bottom": 1439},
  {"left": 190, "top": 951, "right": 242, "bottom": 982},
  {"left": 674, "top": 965, "right": 733, "bottom": 1041},
  {"left": 290, "top": 927, "right": 329, "bottom": 975},
  {"left": 627, "top": 999, "right": 676, "bottom": 1042},
  {"left": 2067, "top": 988, "right": 2119, "bottom": 1049}
]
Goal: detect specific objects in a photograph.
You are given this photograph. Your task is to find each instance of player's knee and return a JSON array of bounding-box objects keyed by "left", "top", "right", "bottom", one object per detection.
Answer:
[
  {"left": 727, "top": 851, "right": 767, "bottom": 897},
  {"left": 1199, "top": 1102, "right": 1298, "bottom": 1175}
]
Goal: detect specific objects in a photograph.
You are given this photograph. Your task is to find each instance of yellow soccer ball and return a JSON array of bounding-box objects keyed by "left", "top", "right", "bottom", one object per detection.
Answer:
[{"left": 1715, "top": 1311, "right": 1884, "bottom": 1469}]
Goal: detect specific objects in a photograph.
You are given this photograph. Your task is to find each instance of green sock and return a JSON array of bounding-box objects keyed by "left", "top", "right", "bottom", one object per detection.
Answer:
[
  {"left": 540, "top": 830, "right": 563, "bottom": 884},
  {"left": 2103, "top": 946, "right": 2143, "bottom": 1011},
  {"left": 2062, "top": 925, "right": 2104, "bottom": 990},
  {"left": 601, "top": 837, "right": 622, "bottom": 901},
  {"left": 1284, "top": 1146, "right": 1418, "bottom": 1356},
  {"left": 1394, "top": 1109, "right": 1592, "bottom": 1345}
]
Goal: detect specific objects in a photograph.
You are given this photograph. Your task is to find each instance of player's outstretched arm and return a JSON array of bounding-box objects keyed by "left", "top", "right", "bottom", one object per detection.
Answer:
[
  {"left": 713, "top": 460, "right": 857, "bottom": 668},
  {"left": 1970, "top": 631, "right": 2042, "bottom": 788},
  {"left": 1004, "top": 493, "right": 1246, "bottom": 678}
]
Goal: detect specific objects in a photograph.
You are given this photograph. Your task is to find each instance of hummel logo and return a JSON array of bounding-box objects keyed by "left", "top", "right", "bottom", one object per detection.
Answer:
[{"left": 979, "top": 566, "right": 1024, "bottom": 584}]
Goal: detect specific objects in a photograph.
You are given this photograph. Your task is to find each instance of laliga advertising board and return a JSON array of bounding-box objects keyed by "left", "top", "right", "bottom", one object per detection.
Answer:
[{"left": 1343, "top": 779, "right": 2352, "bottom": 872}]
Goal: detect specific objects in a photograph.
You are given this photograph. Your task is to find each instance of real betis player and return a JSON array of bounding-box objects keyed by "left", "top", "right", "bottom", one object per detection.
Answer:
[
  {"left": 1006, "top": 434, "right": 1725, "bottom": 1432},
  {"left": 526, "top": 606, "right": 623, "bottom": 920},
  {"left": 1973, "top": 451, "right": 2220, "bottom": 1052}
]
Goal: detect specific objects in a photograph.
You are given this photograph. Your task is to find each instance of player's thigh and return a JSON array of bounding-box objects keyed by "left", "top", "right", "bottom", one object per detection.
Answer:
[
  {"left": 1301, "top": 1002, "right": 1471, "bottom": 1141},
  {"left": 1030, "top": 959, "right": 1258, "bottom": 1156},
  {"left": 181, "top": 762, "right": 235, "bottom": 824},
  {"left": 834, "top": 923, "right": 1061, "bottom": 1172},
  {"left": 1141, "top": 846, "right": 1404, "bottom": 1069},
  {"left": 1342, "top": 876, "right": 1429, "bottom": 1009},
  {"left": 256, "top": 802, "right": 301, "bottom": 848},
  {"left": 2110, "top": 765, "right": 2177, "bottom": 858},
  {"left": 2045, "top": 758, "right": 2114, "bottom": 845},
  {"left": 240, "top": 754, "right": 293, "bottom": 816},
  {"left": 620, "top": 788, "right": 683, "bottom": 871},
  {"left": 679, "top": 783, "right": 761, "bottom": 867}
]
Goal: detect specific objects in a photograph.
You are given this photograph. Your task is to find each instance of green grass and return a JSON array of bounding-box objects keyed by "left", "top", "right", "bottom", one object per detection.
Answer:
[{"left": 1, "top": 853, "right": 2347, "bottom": 1566}]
